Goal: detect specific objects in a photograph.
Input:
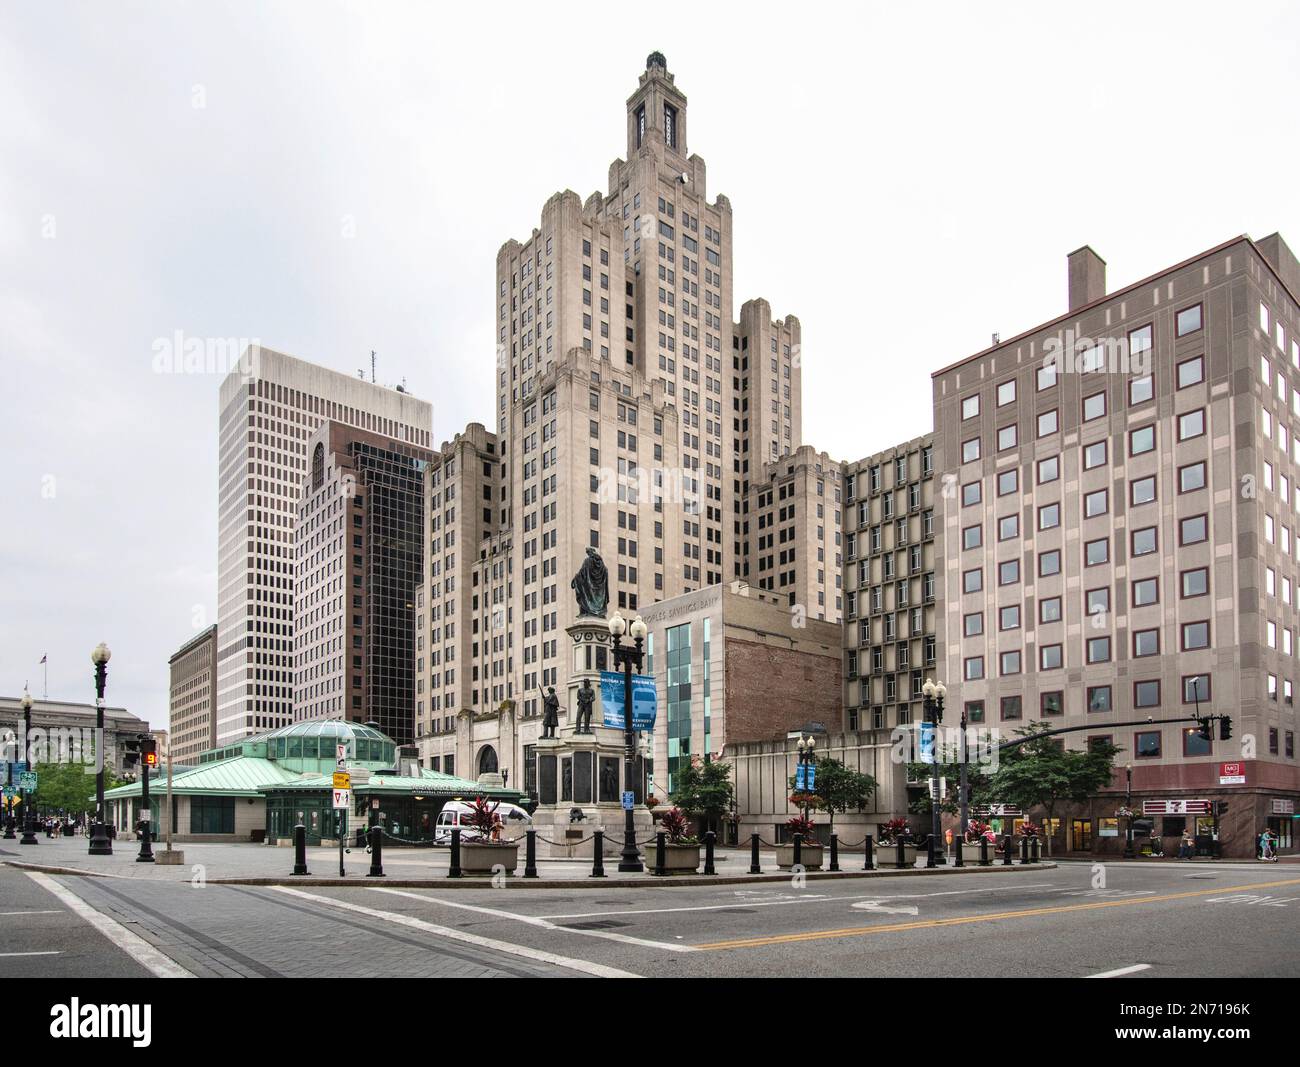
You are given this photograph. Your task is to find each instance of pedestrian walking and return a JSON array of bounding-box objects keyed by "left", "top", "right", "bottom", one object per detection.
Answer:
[{"left": 1178, "top": 831, "right": 1194, "bottom": 859}]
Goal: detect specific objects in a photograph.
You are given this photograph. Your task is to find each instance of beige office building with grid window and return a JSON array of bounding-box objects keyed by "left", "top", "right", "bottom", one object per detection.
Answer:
[{"left": 933, "top": 234, "right": 1300, "bottom": 858}]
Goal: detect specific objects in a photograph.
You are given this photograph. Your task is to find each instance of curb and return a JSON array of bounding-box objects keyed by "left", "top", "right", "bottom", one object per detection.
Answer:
[{"left": 4, "top": 856, "right": 1056, "bottom": 889}]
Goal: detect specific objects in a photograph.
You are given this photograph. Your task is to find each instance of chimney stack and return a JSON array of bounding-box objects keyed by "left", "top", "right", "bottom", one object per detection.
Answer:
[{"left": 1067, "top": 246, "right": 1106, "bottom": 311}]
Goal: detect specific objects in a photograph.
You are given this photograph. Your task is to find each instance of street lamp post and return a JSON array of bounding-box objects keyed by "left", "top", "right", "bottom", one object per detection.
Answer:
[
  {"left": 921, "top": 678, "right": 947, "bottom": 866},
  {"left": 607, "top": 611, "right": 647, "bottom": 873},
  {"left": 89, "top": 642, "right": 113, "bottom": 856},
  {"left": 1123, "top": 762, "right": 1134, "bottom": 859},
  {"left": 19, "top": 689, "right": 38, "bottom": 846},
  {"left": 2, "top": 752, "right": 13, "bottom": 839},
  {"left": 958, "top": 701, "right": 970, "bottom": 841}
]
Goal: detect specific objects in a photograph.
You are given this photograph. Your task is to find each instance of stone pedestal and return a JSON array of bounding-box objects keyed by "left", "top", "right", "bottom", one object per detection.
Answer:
[{"left": 529, "top": 617, "right": 653, "bottom": 859}]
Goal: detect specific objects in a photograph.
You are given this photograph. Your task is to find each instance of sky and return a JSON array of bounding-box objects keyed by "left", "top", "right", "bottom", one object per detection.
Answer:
[{"left": 2, "top": 1, "right": 1297, "bottom": 729}]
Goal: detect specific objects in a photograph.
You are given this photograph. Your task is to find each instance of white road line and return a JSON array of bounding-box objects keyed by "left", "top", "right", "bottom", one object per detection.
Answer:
[
  {"left": 0, "top": 951, "right": 61, "bottom": 957},
  {"left": 25, "top": 872, "right": 194, "bottom": 978},
  {"left": 362, "top": 887, "right": 697, "bottom": 953},
  {"left": 847, "top": 883, "right": 1058, "bottom": 903},
  {"left": 273, "top": 886, "right": 646, "bottom": 976},
  {"left": 539, "top": 896, "right": 835, "bottom": 920},
  {"left": 1086, "top": 963, "right": 1152, "bottom": 978},
  {"left": 0, "top": 910, "right": 62, "bottom": 916}
]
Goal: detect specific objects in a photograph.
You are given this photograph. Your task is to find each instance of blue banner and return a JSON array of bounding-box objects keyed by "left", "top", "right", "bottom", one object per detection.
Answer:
[
  {"left": 600, "top": 671, "right": 657, "bottom": 731},
  {"left": 795, "top": 764, "right": 816, "bottom": 791},
  {"left": 919, "top": 722, "right": 936, "bottom": 765}
]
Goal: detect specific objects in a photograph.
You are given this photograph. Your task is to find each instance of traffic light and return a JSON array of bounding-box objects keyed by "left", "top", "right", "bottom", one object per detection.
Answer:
[
  {"left": 122, "top": 737, "right": 140, "bottom": 768},
  {"left": 139, "top": 735, "right": 158, "bottom": 768},
  {"left": 1196, "top": 717, "right": 1212, "bottom": 742},
  {"left": 1219, "top": 716, "right": 1233, "bottom": 742}
]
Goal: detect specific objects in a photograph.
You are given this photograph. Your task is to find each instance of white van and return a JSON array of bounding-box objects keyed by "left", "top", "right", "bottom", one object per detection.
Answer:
[{"left": 434, "top": 800, "right": 532, "bottom": 845}]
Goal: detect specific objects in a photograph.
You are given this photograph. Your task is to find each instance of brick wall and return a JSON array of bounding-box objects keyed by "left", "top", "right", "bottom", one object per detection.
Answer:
[{"left": 723, "top": 637, "right": 840, "bottom": 743}]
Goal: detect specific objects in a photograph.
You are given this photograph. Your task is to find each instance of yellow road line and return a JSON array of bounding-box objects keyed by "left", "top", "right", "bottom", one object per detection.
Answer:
[{"left": 695, "top": 876, "right": 1300, "bottom": 951}]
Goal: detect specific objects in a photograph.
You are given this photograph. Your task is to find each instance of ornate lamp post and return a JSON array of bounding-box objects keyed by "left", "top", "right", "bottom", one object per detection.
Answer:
[
  {"left": 19, "top": 689, "right": 38, "bottom": 846},
  {"left": 607, "top": 611, "right": 647, "bottom": 873},
  {"left": 1123, "top": 762, "right": 1135, "bottom": 859},
  {"left": 921, "top": 677, "right": 947, "bottom": 866},
  {"left": 89, "top": 642, "right": 113, "bottom": 856}
]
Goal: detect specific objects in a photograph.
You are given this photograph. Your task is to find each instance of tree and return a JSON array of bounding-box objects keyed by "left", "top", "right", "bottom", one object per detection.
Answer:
[
  {"left": 984, "top": 723, "right": 1120, "bottom": 856},
  {"left": 803, "top": 757, "right": 877, "bottom": 834},
  {"left": 905, "top": 740, "right": 995, "bottom": 822},
  {"left": 31, "top": 761, "right": 124, "bottom": 816},
  {"left": 669, "top": 758, "right": 735, "bottom": 831}
]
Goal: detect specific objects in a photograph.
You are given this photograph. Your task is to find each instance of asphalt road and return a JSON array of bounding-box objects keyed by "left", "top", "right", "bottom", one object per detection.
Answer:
[{"left": 4, "top": 857, "right": 1298, "bottom": 978}]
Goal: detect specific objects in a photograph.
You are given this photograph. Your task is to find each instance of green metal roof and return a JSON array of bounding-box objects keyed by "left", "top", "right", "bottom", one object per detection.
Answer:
[
  {"left": 102, "top": 757, "right": 302, "bottom": 799},
  {"left": 257, "top": 719, "right": 392, "bottom": 745},
  {"left": 262, "top": 769, "right": 523, "bottom": 800}
]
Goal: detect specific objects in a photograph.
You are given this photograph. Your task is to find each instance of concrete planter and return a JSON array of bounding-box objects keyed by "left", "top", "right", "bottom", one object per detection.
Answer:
[
  {"left": 958, "top": 841, "right": 994, "bottom": 865},
  {"left": 876, "top": 843, "right": 918, "bottom": 869},
  {"left": 656, "top": 843, "right": 702, "bottom": 874},
  {"left": 460, "top": 841, "right": 519, "bottom": 876},
  {"left": 775, "top": 843, "right": 824, "bottom": 871}
]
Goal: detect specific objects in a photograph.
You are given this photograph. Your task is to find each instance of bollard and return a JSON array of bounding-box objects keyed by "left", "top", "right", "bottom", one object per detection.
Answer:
[
  {"left": 524, "top": 828, "right": 539, "bottom": 878},
  {"left": 367, "top": 825, "right": 384, "bottom": 877},
  {"left": 980, "top": 836, "right": 990, "bottom": 866},
  {"left": 954, "top": 833, "right": 964, "bottom": 868},
  {"left": 1020, "top": 836, "right": 1029, "bottom": 864},
  {"left": 749, "top": 832, "right": 761, "bottom": 875},
  {"left": 448, "top": 827, "right": 462, "bottom": 878},
  {"left": 591, "top": 829, "right": 605, "bottom": 877},
  {"left": 864, "top": 834, "right": 875, "bottom": 871},
  {"left": 897, "top": 838, "right": 906, "bottom": 868},
  {"left": 792, "top": 832, "right": 803, "bottom": 869},
  {"left": 926, "top": 833, "right": 937, "bottom": 869},
  {"left": 704, "top": 830, "right": 716, "bottom": 875},
  {"left": 1031, "top": 836, "right": 1040, "bottom": 864},
  {"left": 654, "top": 831, "right": 667, "bottom": 876},
  {"left": 829, "top": 833, "right": 840, "bottom": 872},
  {"left": 292, "top": 822, "right": 309, "bottom": 876},
  {"left": 1002, "top": 834, "right": 1013, "bottom": 866}
]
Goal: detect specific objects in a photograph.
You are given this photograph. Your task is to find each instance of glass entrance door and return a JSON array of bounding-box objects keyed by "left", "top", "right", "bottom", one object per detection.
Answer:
[{"left": 1071, "top": 818, "right": 1093, "bottom": 851}]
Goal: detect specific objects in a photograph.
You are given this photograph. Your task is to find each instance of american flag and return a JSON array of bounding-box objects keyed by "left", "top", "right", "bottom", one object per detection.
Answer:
[{"left": 39, "top": 654, "right": 46, "bottom": 665}]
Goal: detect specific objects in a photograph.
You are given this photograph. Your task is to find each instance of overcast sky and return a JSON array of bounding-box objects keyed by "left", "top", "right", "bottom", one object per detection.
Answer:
[{"left": 2, "top": 1, "right": 1297, "bottom": 728}]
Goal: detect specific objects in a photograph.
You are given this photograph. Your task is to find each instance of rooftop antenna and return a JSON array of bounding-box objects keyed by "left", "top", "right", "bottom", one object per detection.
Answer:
[{"left": 371, "top": 350, "right": 376, "bottom": 384}]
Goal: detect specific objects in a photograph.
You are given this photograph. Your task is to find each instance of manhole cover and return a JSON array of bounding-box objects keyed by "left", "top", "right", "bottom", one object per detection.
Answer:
[{"left": 564, "top": 919, "right": 632, "bottom": 930}]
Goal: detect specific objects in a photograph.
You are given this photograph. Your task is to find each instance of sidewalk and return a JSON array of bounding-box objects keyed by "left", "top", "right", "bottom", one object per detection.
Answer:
[{"left": 1, "top": 835, "right": 1056, "bottom": 888}]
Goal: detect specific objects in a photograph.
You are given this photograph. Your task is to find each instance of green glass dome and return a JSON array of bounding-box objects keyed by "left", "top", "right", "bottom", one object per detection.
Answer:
[
  {"left": 260, "top": 719, "right": 396, "bottom": 768},
  {"left": 260, "top": 719, "right": 393, "bottom": 745}
]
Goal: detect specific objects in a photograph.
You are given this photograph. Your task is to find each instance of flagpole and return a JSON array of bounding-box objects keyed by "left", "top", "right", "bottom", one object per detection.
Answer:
[{"left": 43, "top": 657, "right": 47, "bottom": 701}]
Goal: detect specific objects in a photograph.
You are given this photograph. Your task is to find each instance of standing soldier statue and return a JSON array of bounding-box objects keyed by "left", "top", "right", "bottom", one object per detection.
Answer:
[
  {"left": 540, "top": 686, "right": 560, "bottom": 739},
  {"left": 576, "top": 677, "right": 596, "bottom": 734}
]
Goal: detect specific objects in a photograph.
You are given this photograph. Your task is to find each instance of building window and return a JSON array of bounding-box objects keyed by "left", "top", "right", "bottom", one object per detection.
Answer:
[
  {"left": 1083, "top": 392, "right": 1106, "bottom": 421},
  {"left": 1037, "top": 409, "right": 1058, "bottom": 438},
  {"left": 1001, "top": 695, "right": 1022, "bottom": 720},
  {"left": 1083, "top": 440, "right": 1108, "bottom": 470},
  {"left": 1040, "top": 691, "right": 1064, "bottom": 715},
  {"left": 1181, "top": 567, "right": 1208, "bottom": 598},
  {"left": 1133, "top": 578, "right": 1159, "bottom": 607},
  {"left": 1040, "top": 644, "right": 1062, "bottom": 670},
  {"left": 1135, "top": 729, "right": 1162, "bottom": 757},
  {"left": 962, "top": 438, "right": 980, "bottom": 463},
  {"left": 1038, "top": 502, "right": 1060, "bottom": 530},
  {"left": 1133, "top": 629, "right": 1159, "bottom": 657},
  {"left": 1182, "top": 620, "right": 1210, "bottom": 650},
  {"left": 1087, "top": 685, "right": 1112, "bottom": 712},
  {"left": 1132, "top": 526, "right": 1157, "bottom": 556},
  {"left": 1085, "top": 538, "right": 1109, "bottom": 566},
  {"left": 1178, "top": 409, "right": 1205, "bottom": 441},
  {"left": 1180, "top": 514, "right": 1208, "bottom": 545},
  {"left": 997, "top": 380, "right": 1016, "bottom": 406},
  {"left": 1130, "top": 476, "right": 1157, "bottom": 506},
  {"left": 962, "top": 395, "right": 980, "bottom": 419},
  {"left": 997, "top": 469, "right": 1018, "bottom": 496},
  {"left": 1175, "top": 303, "right": 1203, "bottom": 338},
  {"left": 1135, "top": 681, "right": 1161, "bottom": 709},
  {"left": 1087, "top": 636, "right": 1111, "bottom": 663},
  {"left": 1037, "top": 455, "right": 1059, "bottom": 484},
  {"left": 1084, "top": 488, "right": 1108, "bottom": 518},
  {"left": 1177, "top": 355, "right": 1204, "bottom": 389},
  {"left": 1040, "top": 596, "right": 1062, "bottom": 624}
]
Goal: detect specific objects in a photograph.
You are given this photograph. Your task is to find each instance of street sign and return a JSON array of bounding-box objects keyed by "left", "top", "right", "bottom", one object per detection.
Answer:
[
  {"left": 2, "top": 787, "right": 14, "bottom": 801},
  {"left": 333, "top": 771, "right": 351, "bottom": 790},
  {"left": 599, "top": 672, "right": 657, "bottom": 730},
  {"left": 332, "top": 789, "right": 351, "bottom": 811},
  {"left": 621, "top": 791, "right": 635, "bottom": 811},
  {"left": 1143, "top": 799, "right": 1211, "bottom": 815},
  {"left": 336, "top": 743, "right": 348, "bottom": 768},
  {"left": 972, "top": 805, "right": 1022, "bottom": 817},
  {"left": 13, "top": 762, "right": 27, "bottom": 776},
  {"left": 18, "top": 772, "right": 36, "bottom": 791},
  {"left": 1219, "top": 762, "right": 1246, "bottom": 786},
  {"left": 929, "top": 777, "right": 947, "bottom": 801},
  {"left": 1272, "top": 798, "right": 1295, "bottom": 815}
]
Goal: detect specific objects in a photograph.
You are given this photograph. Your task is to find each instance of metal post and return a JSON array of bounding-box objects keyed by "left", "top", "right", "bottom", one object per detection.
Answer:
[
  {"left": 792, "top": 831, "right": 803, "bottom": 868},
  {"left": 953, "top": 827, "right": 963, "bottom": 867},
  {"left": 19, "top": 698, "right": 38, "bottom": 846},
  {"left": 1020, "top": 836, "right": 1029, "bottom": 864},
  {"left": 926, "top": 832, "right": 937, "bottom": 869},
  {"left": 897, "top": 838, "right": 906, "bottom": 868},
  {"left": 524, "top": 828, "right": 538, "bottom": 878},
  {"left": 292, "top": 822, "right": 309, "bottom": 876},
  {"left": 864, "top": 833, "right": 874, "bottom": 871},
  {"left": 704, "top": 830, "right": 716, "bottom": 875},
  {"left": 136, "top": 760, "right": 154, "bottom": 862},
  {"left": 980, "top": 836, "right": 990, "bottom": 866},
  {"left": 829, "top": 833, "right": 840, "bottom": 872},
  {"left": 89, "top": 655, "right": 112, "bottom": 855},
  {"left": 959, "top": 710, "right": 970, "bottom": 844},
  {"left": 1031, "top": 836, "right": 1040, "bottom": 864},
  {"left": 367, "top": 825, "right": 384, "bottom": 877},
  {"left": 591, "top": 829, "right": 605, "bottom": 877},
  {"left": 1002, "top": 834, "right": 1013, "bottom": 866},
  {"left": 448, "top": 826, "right": 462, "bottom": 878},
  {"left": 749, "top": 832, "right": 761, "bottom": 874},
  {"left": 653, "top": 830, "right": 666, "bottom": 876}
]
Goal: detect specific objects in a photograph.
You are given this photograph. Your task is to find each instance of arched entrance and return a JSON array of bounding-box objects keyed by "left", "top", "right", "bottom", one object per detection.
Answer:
[{"left": 477, "top": 745, "right": 498, "bottom": 776}]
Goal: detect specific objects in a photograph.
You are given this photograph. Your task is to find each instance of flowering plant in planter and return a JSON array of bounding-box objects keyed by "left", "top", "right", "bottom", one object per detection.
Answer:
[
  {"left": 964, "top": 819, "right": 992, "bottom": 844},
  {"left": 787, "top": 791, "right": 823, "bottom": 810},
  {"left": 644, "top": 794, "right": 660, "bottom": 809},
  {"left": 878, "top": 817, "right": 912, "bottom": 845},
  {"left": 466, "top": 796, "right": 506, "bottom": 841},
  {"left": 1018, "top": 820, "right": 1043, "bottom": 837},
  {"left": 785, "top": 814, "right": 819, "bottom": 844},
  {"left": 1115, "top": 806, "right": 1135, "bottom": 819},
  {"left": 658, "top": 807, "right": 699, "bottom": 845}
]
